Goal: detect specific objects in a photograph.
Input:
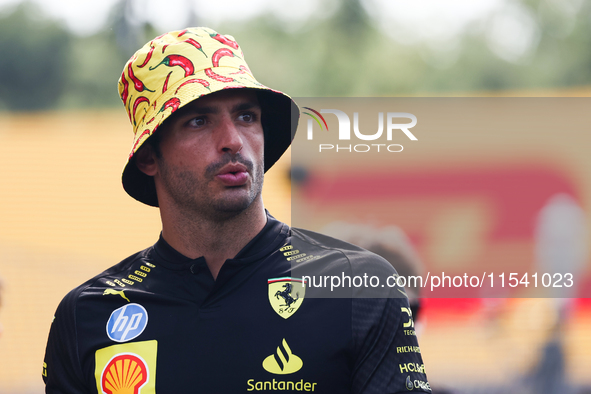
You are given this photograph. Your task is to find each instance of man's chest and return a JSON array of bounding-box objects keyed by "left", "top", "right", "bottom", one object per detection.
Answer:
[{"left": 78, "top": 272, "right": 352, "bottom": 393}]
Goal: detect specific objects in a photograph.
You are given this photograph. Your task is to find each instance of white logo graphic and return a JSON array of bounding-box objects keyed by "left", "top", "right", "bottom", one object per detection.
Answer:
[{"left": 307, "top": 109, "right": 417, "bottom": 141}]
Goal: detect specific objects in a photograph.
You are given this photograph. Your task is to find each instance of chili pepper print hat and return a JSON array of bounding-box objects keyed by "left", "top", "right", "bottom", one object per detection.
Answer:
[{"left": 119, "top": 27, "right": 299, "bottom": 207}]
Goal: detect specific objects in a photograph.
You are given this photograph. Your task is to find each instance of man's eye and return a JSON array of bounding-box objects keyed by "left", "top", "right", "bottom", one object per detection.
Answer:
[
  {"left": 239, "top": 112, "right": 257, "bottom": 122},
  {"left": 189, "top": 117, "right": 206, "bottom": 127}
]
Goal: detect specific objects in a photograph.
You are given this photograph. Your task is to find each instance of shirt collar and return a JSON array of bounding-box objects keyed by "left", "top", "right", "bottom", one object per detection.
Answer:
[{"left": 152, "top": 211, "right": 289, "bottom": 270}]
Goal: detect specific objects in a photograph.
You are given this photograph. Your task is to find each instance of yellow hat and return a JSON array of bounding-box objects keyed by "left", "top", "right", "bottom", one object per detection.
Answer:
[{"left": 119, "top": 27, "right": 299, "bottom": 206}]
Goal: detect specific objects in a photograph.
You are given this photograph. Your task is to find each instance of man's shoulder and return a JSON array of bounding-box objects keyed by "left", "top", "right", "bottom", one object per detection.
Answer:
[
  {"left": 291, "top": 227, "right": 395, "bottom": 274},
  {"left": 57, "top": 246, "right": 153, "bottom": 309},
  {"left": 292, "top": 227, "right": 368, "bottom": 253},
  {"left": 290, "top": 227, "right": 405, "bottom": 298}
]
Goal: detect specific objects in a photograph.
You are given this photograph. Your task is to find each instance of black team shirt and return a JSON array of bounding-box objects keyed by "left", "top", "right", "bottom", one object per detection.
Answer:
[{"left": 43, "top": 213, "right": 430, "bottom": 393}]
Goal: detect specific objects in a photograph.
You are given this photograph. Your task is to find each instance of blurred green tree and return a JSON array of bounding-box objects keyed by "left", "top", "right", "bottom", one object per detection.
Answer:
[
  {"left": 0, "top": 2, "right": 71, "bottom": 111},
  {"left": 1, "top": 0, "right": 589, "bottom": 112},
  {"left": 60, "top": 0, "right": 156, "bottom": 109}
]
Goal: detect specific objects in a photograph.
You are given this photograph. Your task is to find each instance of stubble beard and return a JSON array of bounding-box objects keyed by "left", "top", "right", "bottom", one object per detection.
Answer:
[{"left": 158, "top": 153, "right": 264, "bottom": 221}]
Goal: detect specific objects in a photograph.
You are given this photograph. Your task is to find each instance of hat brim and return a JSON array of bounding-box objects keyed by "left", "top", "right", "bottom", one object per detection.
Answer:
[{"left": 122, "top": 88, "right": 299, "bottom": 207}]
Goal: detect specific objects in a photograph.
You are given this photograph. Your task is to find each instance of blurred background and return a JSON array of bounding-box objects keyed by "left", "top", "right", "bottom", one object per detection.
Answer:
[
  {"left": 290, "top": 97, "right": 591, "bottom": 393},
  {"left": 0, "top": 0, "right": 590, "bottom": 392}
]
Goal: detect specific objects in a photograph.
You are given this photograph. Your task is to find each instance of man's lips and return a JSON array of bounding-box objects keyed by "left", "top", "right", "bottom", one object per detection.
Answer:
[{"left": 216, "top": 164, "right": 249, "bottom": 186}]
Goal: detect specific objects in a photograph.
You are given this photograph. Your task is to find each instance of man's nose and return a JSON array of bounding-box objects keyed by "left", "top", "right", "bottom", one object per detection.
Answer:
[{"left": 216, "top": 117, "right": 244, "bottom": 154}]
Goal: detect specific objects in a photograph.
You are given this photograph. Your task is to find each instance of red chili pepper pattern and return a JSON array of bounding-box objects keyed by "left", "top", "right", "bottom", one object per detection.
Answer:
[
  {"left": 127, "top": 63, "right": 155, "bottom": 92},
  {"left": 122, "top": 28, "right": 289, "bottom": 161},
  {"left": 174, "top": 79, "right": 211, "bottom": 94},
  {"left": 209, "top": 33, "right": 239, "bottom": 49},
  {"left": 230, "top": 65, "right": 250, "bottom": 75},
  {"left": 183, "top": 38, "right": 207, "bottom": 57},
  {"left": 138, "top": 44, "right": 155, "bottom": 68},
  {"left": 163, "top": 71, "right": 172, "bottom": 93},
  {"left": 241, "top": 64, "right": 252, "bottom": 74},
  {"left": 205, "top": 68, "right": 234, "bottom": 82},
  {"left": 133, "top": 96, "right": 150, "bottom": 126},
  {"left": 149, "top": 55, "right": 194, "bottom": 77},
  {"left": 125, "top": 95, "right": 133, "bottom": 122},
  {"left": 211, "top": 48, "right": 235, "bottom": 67},
  {"left": 120, "top": 71, "right": 130, "bottom": 103},
  {"left": 156, "top": 97, "right": 181, "bottom": 115},
  {"left": 130, "top": 128, "right": 151, "bottom": 157}
]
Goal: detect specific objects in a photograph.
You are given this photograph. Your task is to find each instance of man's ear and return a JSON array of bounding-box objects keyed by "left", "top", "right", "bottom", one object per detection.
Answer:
[{"left": 135, "top": 144, "right": 158, "bottom": 176}]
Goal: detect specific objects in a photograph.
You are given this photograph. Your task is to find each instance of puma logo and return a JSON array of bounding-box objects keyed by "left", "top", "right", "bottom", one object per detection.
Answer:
[{"left": 103, "top": 289, "right": 130, "bottom": 302}]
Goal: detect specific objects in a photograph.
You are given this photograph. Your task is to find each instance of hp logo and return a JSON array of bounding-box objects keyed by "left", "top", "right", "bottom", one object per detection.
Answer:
[{"left": 106, "top": 303, "right": 148, "bottom": 342}]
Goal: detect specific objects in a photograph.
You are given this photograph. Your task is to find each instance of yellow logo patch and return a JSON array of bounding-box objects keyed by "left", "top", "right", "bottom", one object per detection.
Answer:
[
  {"left": 95, "top": 340, "right": 157, "bottom": 394},
  {"left": 262, "top": 339, "right": 303, "bottom": 375},
  {"left": 103, "top": 289, "right": 130, "bottom": 303},
  {"left": 268, "top": 278, "right": 305, "bottom": 319}
]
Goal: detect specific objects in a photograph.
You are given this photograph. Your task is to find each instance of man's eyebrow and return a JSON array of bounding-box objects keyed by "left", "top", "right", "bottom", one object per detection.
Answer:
[
  {"left": 232, "top": 102, "right": 261, "bottom": 112},
  {"left": 182, "top": 106, "right": 218, "bottom": 115}
]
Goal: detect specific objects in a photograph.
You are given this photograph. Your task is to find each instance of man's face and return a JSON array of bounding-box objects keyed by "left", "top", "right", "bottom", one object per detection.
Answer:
[{"left": 152, "top": 89, "right": 265, "bottom": 219}]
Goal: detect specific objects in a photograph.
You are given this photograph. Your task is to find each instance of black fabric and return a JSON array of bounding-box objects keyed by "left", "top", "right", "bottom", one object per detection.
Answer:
[{"left": 43, "top": 213, "right": 429, "bottom": 393}]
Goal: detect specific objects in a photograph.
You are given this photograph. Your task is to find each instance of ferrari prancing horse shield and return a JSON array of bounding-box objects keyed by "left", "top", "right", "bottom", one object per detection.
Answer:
[{"left": 268, "top": 278, "right": 306, "bottom": 319}]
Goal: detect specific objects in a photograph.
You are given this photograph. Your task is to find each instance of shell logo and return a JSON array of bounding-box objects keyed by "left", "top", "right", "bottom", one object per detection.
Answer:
[{"left": 101, "top": 353, "right": 148, "bottom": 394}]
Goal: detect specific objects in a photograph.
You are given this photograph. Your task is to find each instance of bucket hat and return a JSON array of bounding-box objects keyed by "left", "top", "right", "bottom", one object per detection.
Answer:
[{"left": 118, "top": 27, "right": 299, "bottom": 207}]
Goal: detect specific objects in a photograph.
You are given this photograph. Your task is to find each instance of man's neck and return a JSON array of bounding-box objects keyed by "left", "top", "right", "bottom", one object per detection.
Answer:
[{"left": 159, "top": 199, "right": 267, "bottom": 280}]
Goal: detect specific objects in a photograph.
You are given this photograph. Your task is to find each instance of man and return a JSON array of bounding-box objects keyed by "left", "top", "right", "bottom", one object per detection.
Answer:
[{"left": 43, "top": 27, "right": 430, "bottom": 393}]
